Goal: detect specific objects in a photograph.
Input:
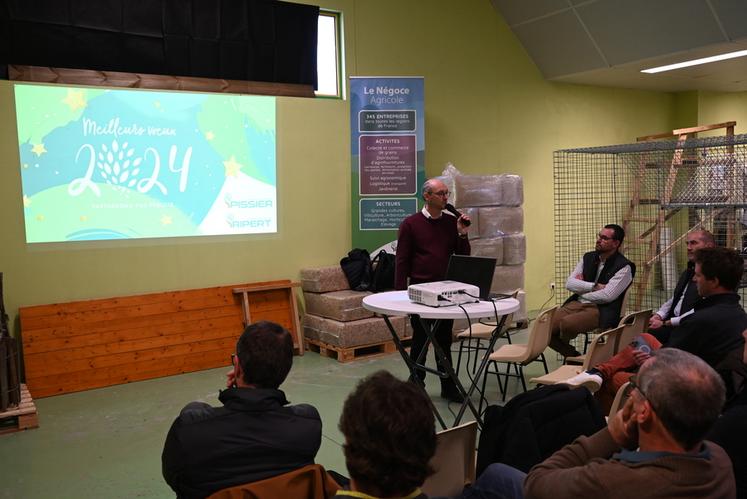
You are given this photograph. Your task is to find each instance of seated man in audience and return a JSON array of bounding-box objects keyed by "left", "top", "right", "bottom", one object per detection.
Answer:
[
  {"left": 477, "top": 349, "right": 736, "bottom": 498},
  {"left": 549, "top": 224, "right": 635, "bottom": 358},
  {"left": 648, "top": 229, "right": 715, "bottom": 343},
  {"left": 336, "top": 370, "right": 436, "bottom": 499},
  {"left": 564, "top": 246, "right": 747, "bottom": 410},
  {"left": 161, "top": 321, "right": 322, "bottom": 499}
]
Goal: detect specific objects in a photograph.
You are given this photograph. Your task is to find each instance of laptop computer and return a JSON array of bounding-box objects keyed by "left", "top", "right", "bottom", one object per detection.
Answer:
[{"left": 445, "top": 255, "right": 497, "bottom": 301}]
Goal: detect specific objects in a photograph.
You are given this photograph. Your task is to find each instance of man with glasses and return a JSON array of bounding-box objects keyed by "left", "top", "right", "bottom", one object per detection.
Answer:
[
  {"left": 521, "top": 349, "right": 736, "bottom": 498},
  {"left": 565, "top": 246, "right": 747, "bottom": 411},
  {"left": 162, "top": 321, "right": 322, "bottom": 499},
  {"left": 395, "top": 178, "right": 471, "bottom": 402},
  {"left": 549, "top": 224, "right": 636, "bottom": 358}
]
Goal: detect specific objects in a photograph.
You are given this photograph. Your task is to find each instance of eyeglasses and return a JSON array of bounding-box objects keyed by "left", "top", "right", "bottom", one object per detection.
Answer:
[
  {"left": 429, "top": 190, "right": 449, "bottom": 197},
  {"left": 628, "top": 376, "right": 657, "bottom": 413},
  {"left": 597, "top": 233, "right": 616, "bottom": 241}
]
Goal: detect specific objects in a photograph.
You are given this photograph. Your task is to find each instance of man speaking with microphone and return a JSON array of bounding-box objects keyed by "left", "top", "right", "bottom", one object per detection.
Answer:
[{"left": 395, "top": 178, "right": 471, "bottom": 402}]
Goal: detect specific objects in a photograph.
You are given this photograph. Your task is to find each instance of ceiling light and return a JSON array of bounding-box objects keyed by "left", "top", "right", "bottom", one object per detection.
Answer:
[{"left": 641, "top": 49, "right": 747, "bottom": 74}]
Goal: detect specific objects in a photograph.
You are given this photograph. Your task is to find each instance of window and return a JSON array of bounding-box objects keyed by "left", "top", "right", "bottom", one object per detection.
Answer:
[{"left": 316, "top": 11, "right": 343, "bottom": 98}]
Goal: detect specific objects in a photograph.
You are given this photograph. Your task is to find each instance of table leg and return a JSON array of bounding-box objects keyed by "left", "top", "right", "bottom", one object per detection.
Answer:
[
  {"left": 414, "top": 316, "right": 484, "bottom": 429},
  {"left": 382, "top": 315, "right": 447, "bottom": 430},
  {"left": 453, "top": 314, "right": 509, "bottom": 426}
]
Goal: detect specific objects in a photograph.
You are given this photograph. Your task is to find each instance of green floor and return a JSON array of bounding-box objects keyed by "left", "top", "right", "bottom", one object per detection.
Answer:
[{"left": 0, "top": 328, "right": 562, "bottom": 498}]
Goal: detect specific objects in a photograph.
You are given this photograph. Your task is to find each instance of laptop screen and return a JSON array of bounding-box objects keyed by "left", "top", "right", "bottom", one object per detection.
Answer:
[{"left": 446, "top": 255, "right": 497, "bottom": 300}]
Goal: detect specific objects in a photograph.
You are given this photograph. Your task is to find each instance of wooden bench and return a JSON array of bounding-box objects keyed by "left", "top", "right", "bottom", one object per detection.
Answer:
[{"left": 20, "top": 280, "right": 302, "bottom": 398}]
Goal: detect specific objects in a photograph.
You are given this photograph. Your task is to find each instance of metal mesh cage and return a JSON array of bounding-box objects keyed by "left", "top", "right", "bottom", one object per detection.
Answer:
[{"left": 554, "top": 133, "right": 747, "bottom": 313}]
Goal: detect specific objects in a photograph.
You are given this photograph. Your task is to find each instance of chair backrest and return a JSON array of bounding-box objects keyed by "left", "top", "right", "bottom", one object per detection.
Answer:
[
  {"left": 582, "top": 325, "right": 625, "bottom": 371},
  {"left": 523, "top": 306, "right": 559, "bottom": 362},
  {"left": 608, "top": 381, "right": 632, "bottom": 418},
  {"left": 207, "top": 464, "right": 340, "bottom": 499},
  {"left": 619, "top": 285, "right": 631, "bottom": 316},
  {"left": 421, "top": 421, "right": 478, "bottom": 497},
  {"left": 616, "top": 309, "right": 653, "bottom": 353}
]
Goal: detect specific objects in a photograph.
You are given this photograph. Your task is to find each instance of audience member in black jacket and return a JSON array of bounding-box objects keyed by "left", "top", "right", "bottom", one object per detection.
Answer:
[{"left": 161, "top": 321, "right": 321, "bottom": 499}]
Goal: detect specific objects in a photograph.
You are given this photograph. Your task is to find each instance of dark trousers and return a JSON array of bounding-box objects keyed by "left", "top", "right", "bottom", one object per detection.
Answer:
[{"left": 409, "top": 316, "right": 456, "bottom": 389}]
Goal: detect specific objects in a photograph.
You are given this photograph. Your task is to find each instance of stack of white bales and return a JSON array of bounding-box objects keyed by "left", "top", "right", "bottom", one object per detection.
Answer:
[{"left": 452, "top": 173, "right": 527, "bottom": 324}]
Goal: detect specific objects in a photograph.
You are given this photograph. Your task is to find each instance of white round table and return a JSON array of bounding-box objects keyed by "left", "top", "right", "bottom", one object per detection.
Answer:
[
  {"left": 363, "top": 291, "right": 520, "bottom": 427},
  {"left": 363, "top": 290, "right": 519, "bottom": 320}
]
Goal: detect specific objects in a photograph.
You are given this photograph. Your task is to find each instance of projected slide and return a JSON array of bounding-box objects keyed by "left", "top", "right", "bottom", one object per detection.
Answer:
[{"left": 15, "top": 84, "right": 276, "bottom": 243}]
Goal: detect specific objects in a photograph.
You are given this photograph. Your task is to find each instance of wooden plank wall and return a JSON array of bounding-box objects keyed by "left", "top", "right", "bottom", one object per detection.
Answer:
[{"left": 20, "top": 281, "right": 298, "bottom": 398}]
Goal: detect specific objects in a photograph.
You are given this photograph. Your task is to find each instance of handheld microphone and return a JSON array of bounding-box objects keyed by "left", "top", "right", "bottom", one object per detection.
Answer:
[{"left": 445, "top": 203, "right": 471, "bottom": 226}]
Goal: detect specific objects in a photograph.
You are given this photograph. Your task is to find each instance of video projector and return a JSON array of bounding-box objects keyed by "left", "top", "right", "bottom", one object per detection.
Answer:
[{"left": 408, "top": 281, "right": 480, "bottom": 307}]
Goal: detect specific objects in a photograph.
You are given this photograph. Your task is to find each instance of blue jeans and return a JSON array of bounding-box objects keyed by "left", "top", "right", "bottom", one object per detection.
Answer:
[{"left": 459, "top": 463, "right": 526, "bottom": 499}]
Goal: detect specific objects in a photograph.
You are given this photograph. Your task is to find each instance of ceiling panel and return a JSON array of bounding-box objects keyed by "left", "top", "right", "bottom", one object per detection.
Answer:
[
  {"left": 489, "top": 0, "right": 569, "bottom": 26},
  {"left": 577, "top": 0, "right": 725, "bottom": 65},
  {"left": 490, "top": 0, "right": 747, "bottom": 92},
  {"left": 710, "top": 0, "right": 747, "bottom": 40},
  {"left": 512, "top": 9, "right": 606, "bottom": 78}
]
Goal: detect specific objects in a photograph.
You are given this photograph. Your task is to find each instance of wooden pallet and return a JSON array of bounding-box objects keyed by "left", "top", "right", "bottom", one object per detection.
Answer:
[
  {"left": 305, "top": 337, "right": 412, "bottom": 363},
  {"left": 0, "top": 384, "right": 39, "bottom": 435}
]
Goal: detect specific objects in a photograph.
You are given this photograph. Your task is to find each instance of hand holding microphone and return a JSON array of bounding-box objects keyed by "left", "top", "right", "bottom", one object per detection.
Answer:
[{"left": 445, "top": 203, "right": 471, "bottom": 227}]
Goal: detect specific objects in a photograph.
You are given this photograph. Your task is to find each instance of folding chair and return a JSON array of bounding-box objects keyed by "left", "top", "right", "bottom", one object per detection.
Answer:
[
  {"left": 607, "top": 381, "right": 633, "bottom": 420},
  {"left": 579, "top": 286, "right": 631, "bottom": 354},
  {"left": 479, "top": 306, "right": 558, "bottom": 406},
  {"left": 454, "top": 290, "right": 520, "bottom": 375},
  {"left": 529, "top": 324, "right": 625, "bottom": 387},
  {"left": 567, "top": 308, "right": 652, "bottom": 365},
  {"left": 421, "top": 421, "right": 478, "bottom": 498}
]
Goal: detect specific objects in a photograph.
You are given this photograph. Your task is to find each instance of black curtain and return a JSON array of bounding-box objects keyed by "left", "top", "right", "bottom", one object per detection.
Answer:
[{"left": 0, "top": 0, "right": 318, "bottom": 87}]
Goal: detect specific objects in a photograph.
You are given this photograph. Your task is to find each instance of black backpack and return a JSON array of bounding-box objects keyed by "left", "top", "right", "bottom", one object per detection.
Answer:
[
  {"left": 340, "top": 249, "right": 372, "bottom": 291},
  {"left": 370, "top": 250, "right": 396, "bottom": 292}
]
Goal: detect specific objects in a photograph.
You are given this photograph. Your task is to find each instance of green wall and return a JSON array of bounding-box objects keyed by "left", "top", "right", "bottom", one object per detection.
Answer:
[{"left": 5, "top": 0, "right": 738, "bottom": 334}]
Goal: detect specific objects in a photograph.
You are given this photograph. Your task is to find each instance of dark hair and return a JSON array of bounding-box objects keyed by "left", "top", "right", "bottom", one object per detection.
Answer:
[
  {"left": 604, "top": 224, "right": 625, "bottom": 244},
  {"left": 235, "top": 321, "right": 293, "bottom": 389},
  {"left": 693, "top": 246, "right": 744, "bottom": 291},
  {"left": 638, "top": 348, "right": 725, "bottom": 450},
  {"left": 339, "top": 371, "right": 436, "bottom": 497}
]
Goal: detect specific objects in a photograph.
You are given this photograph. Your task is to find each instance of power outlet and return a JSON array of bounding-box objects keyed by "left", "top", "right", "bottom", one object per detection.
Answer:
[{"left": 549, "top": 282, "right": 556, "bottom": 291}]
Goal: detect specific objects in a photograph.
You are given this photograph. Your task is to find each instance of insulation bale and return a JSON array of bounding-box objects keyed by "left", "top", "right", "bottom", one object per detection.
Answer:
[
  {"left": 478, "top": 207, "right": 523, "bottom": 237},
  {"left": 300, "top": 265, "right": 349, "bottom": 293},
  {"left": 303, "top": 290, "right": 374, "bottom": 322},
  {"left": 499, "top": 174, "right": 524, "bottom": 206},
  {"left": 440, "top": 162, "right": 461, "bottom": 203},
  {"left": 456, "top": 206, "right": 480, "bottom": 237},
  {"left": 514, "top": 290, "right": 527, "bottom": 323},
  {"left": 303, "top": 314, "right": 407, "bottom": 348},
  {"left": 503, "top": 233, "right": 526, "bottom": 265},
  {"left": 469, "top": 237, "right": 504, "bottom": 263},
  {"left": 491, "top": 264, "right": 524, "bottom": 295},
  {"left": 454, "top": 174, "right": 502, "bottom": 207}
]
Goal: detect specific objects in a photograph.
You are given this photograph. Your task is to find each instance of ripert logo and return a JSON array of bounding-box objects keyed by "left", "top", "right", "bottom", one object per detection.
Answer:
[
  {"left": 225, "top": 214, "right": 272, "bottom": 229},
  {"left": 224, "top": 194, "right": 273, "bottom": 209}
]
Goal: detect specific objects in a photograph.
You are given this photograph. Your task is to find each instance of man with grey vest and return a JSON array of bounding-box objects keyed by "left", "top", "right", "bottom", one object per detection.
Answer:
[{"left": 549, "top": 224, "right": 636, "bottom": 358}]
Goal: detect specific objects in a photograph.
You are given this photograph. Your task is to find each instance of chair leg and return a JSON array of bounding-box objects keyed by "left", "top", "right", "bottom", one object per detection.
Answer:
[
  {"left": 479, "top": 360, "right": 493, "bottom": 415},
  {"left": 518, "top": 365, "right": 527, "bottom": 393},
  {"left": 539, "top": 353, "right": 549, "bottom": 374},
  {"left": 501, "top": 362, "right": 512, "bottom": 401}
]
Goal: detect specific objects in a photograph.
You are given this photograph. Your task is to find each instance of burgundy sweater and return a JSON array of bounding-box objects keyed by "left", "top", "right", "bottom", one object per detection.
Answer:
[{"left": 394, "top": 212, "right": 470, "bottom": 290}]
